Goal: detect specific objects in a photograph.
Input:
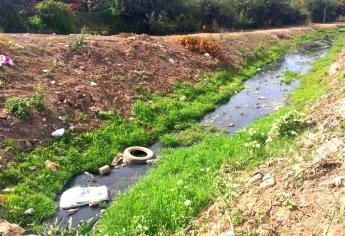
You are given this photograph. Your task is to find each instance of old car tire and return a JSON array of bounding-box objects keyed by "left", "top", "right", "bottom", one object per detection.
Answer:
[{"left": 123, "top": 146, "right": 154, "bottom": 165}]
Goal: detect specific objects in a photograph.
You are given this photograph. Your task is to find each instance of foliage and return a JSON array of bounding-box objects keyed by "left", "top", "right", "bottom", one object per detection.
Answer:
[
  {"left": 29, "top": 86, "right": 47, "bottom": 111},
  {"left": 267, "top": 110, "right": 305, "bottom": 142},
  {"left": 35, "top": 0, "right": 75, "bottom": 34},
  {"left": 306, "top": 0, "right": 342, "bottom": 22},
  {"left": 0, "top": 0, "right": 344, "bottom": 34},
  {"left": 4, "top": 97, "right": 29, "bottom": 119}
]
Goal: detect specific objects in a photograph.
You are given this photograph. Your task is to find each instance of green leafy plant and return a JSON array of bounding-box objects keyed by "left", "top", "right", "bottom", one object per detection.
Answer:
[
  {"left": 4, "top": 97, "right": 29, "bottom": 118},
  {"left": 72, "top": 27, "right": 87, "bottom": 48},
  {"left": 29, "top": 87, "right": 47, "bottom": 111}
]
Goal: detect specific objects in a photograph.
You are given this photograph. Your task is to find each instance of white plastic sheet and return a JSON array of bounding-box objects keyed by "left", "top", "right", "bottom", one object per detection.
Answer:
[{"left": 60, "top": 186, "right": 109, "bottom": 209}]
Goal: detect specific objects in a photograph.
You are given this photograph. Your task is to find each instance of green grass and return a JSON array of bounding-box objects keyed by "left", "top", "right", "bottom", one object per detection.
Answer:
[
  {"left": 0, "top": 28, "right": 341, "bottom": 229},
  {"left": 95, "top": 30, "right": 345, "bottom": 235}
]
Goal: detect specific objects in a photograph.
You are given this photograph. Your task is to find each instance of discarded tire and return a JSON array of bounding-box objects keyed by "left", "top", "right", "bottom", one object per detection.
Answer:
[{"left": 123, "top": 146, "right": 154, "bottom": 165}]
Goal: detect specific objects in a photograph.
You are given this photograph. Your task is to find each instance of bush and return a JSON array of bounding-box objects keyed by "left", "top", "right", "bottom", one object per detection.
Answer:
[
  {"left": 4, "top": 97, "right": 29, "bottom": 118},
  {"left": 306, "top": 0, "right": 341, "bottom": 23},
  {"left": 29, "top": 87, "right": 47, "bottom": 111},
  {"left": 36, "top": 0, "right": 75, "bottom": 34},
  {"left": 267, "top": 110, "right": 304, "bottom": 142}
]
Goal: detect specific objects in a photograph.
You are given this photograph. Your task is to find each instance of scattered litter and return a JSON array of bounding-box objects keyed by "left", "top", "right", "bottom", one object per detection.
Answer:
[
  {"left": 84, "top": 172, "right": 96, "bottom": 183},
  {"left": 333, "top": 176, "right": 345, "bottom": 187},
  {"left": 146, "top": 159, "right": 157, "bottom": 165},
  {"left": 52, "top": 128, "right": 65, "bottom": 137},
  {"left": 42, "top": 69, "right": 49, "bottom": 73},
  {"left": 204, "top": 53, "right": 210, "bottom": 57},
  {"left": 90, "top": 81, "right": 97, "bottom": 86},
  {"left": 0, "top": 55, "right": 14, "bottom": 66},
  {"left": 2, "top": 187, "right": 14, "bottom": 193},
  {"left": 60, "top": 186, "right": 109, "bottom": 209},
  {"left": 250, "top": 172, "right": 263, "bottom": 183},
  {"left": 24, "top": 208, "right": 33, "bottom": 215},
  {"left": 50, "top": 80, "right": 56, "bottom": 84},
  {"left": 98, "top": 165, "right": 111, "bottom": 175},
  {"left": 45, "top": 160, "right": 59, "bottom": 172},
  {"left": 169, "top": 58, "right": 175, "bottom": 64},
  {"left": 228, "top": 123, "right": 235, "bottom": 127}
]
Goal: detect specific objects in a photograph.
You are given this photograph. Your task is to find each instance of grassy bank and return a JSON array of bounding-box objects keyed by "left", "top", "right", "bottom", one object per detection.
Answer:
[
  {"left": 0, "top": 28, "right": 339, "bottom": 228},
  {"left": 95, "top": 30, "right": 345, "bottom": 235}
]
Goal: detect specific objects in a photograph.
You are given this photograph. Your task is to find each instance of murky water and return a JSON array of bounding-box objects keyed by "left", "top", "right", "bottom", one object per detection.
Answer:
[{"left": 51, "top": 44, "right": 329, "bottom": 228}]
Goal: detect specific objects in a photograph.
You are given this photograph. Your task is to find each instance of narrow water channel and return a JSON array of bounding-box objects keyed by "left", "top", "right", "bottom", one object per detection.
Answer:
[{"left": 51, "top": 42, "right": 329, "bottom": 228}]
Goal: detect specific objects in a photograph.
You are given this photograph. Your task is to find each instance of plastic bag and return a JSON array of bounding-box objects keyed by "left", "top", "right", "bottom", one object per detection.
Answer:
[
  {"left": 0, "top": 55, "right": 14, "bottom": 66},
  {"left": 60, "top": 186, "right": 109, "bottom": 209}
]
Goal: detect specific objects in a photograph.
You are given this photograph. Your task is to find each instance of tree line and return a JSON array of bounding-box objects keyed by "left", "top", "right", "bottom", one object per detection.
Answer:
[{"left": 0, "top": 0, "right": 344, "bottom": 35}]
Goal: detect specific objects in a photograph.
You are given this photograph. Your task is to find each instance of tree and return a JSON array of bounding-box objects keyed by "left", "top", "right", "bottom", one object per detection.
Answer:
[
  {"left": 306, "top": 0, "right": 341, "bottom": 22},
  {"left": 0, "top": 0, "right": 33, "bottom": 32},
  {"left": 35, "top": 0, "right": 76, "bottom": 34}
]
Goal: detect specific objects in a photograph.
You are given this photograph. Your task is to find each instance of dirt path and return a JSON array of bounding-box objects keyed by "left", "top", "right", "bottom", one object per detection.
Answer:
[{"left": 0, "top": 23, "right": 343, "bottom": 154}]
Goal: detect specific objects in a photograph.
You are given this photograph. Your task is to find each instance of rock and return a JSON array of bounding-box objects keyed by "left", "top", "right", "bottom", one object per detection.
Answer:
[
  {"left": 146, "top": 159, "right": 157, "bottom": 165},
  {"left": 250, "top": 172, "right": 263, "bottom": 183},
  {"left": 51, "top": 128, "right": 65, "bottom": 138},
  {"left": 260, "top": 173, "right": 275, "bottom": 189},
  {"left": 98, "top": 165, "right": 111, "bottom": 175},
  {"left": 67, "top": 208, "right": 79, "bottom": 216},
  {"left": 24, "top": 208, "right": 33, "bottom": 215},
  {"left": 0, "top": 220, "right": 24, "bottom": 236},
  {"left": 111, "top": 154, "right": 124, "bottom": 167},
  {"left": 45, "top": 160, "right": 59, "bottom": 172}
]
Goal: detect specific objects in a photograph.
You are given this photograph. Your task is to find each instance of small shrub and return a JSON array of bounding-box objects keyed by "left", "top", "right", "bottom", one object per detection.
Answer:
[
  {"left": 4, "top": 97, "right": 29, "bottom": 118},
  {"left": 72, "top": 28, "right": 87, "bottom": 48},
  {"left": 176, "top": 36, "right": 224, "bottom": 60},
  {"left": 29, "top": 87, "right": 47, "bottom": 111},
  {"left": 36, "top": 0, "right": 75, "bottom": 34},
  {"left": 97, "top": 110, "right": 116, "bottom": 120},
  {"left": 267, "top": 110, "right": 304, "bottom": 142},
  {"left": 281, "top": 70, "right": 300, "bottom": 85}
]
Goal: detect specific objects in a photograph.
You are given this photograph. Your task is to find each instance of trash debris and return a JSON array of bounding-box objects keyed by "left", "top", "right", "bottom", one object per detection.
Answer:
[
  {"left": 146, "top": 159, "right": 157, "bottom": 165},
  {"left": 24, "top": 208, "right": 34, "bottom": 215},
  {"left": 42, "top": 69, "right": 49, "bottom": 73},
  {"left": 204, "top": 53, "right": 210, "bottom": 57},
  {"left": 60, "top": 186, "right": 109, "bottom": 209},
  {"left": 90, "top": 81, "right": 97, "bottom": 86},
  {"left": 0, "top": 55, "right": 14, "bottom": 66},
  {"left": 228, "top": 123, "right": 235, "bottom": 127},
  {"left": 52, "top": 128, "right": 65, "bottom": 137},
  {"left": 123, "top": 146, "right": 154, "bottom": 165},
  {"left": 0, "top": 220, "right": 24, "bottom": 236},
  {"left": 45, "top": 160, "right": 59, "bottom": 171},
  {"left": 98, "top": 165, "right": 111, "bottom": 175},
  {"left": 169, "top": 58, "right": 175, "bottom": 64},
  {"left": 333, "top": 176, "right": 345, "bottom": 187},
  {"left": 84, "top": 172, "right": 96, "bottom": 182}
]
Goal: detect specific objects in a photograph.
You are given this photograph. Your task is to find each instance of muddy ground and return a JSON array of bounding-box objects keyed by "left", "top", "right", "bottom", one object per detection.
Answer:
[{"left": 0, "top": 24, "right": 343, "bottom": 152}]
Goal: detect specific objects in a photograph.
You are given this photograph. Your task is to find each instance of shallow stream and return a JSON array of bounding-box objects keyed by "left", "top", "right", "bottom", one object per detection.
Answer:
[{"left": 51, "top": 43, "right": 329, "bottom": 228}]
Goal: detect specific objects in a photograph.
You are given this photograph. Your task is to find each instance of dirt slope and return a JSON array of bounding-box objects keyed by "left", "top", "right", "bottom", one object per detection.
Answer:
[
  {"left": 0, "top": 24, "right": 343, "bottom": 152},
  {"left": 188, "top": 46, "right": 345, "bottom": 236}
]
